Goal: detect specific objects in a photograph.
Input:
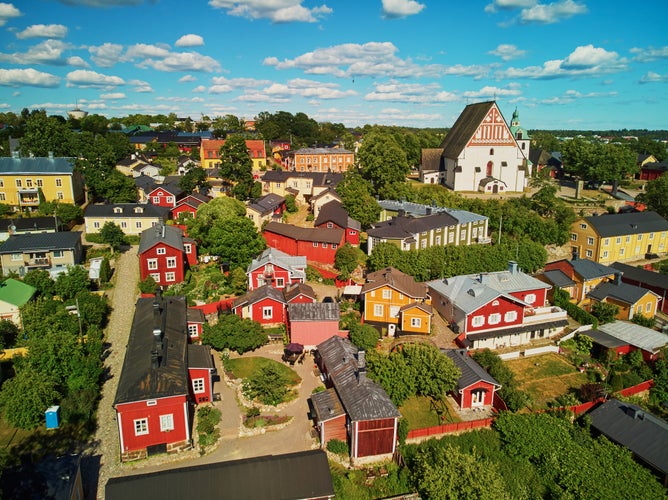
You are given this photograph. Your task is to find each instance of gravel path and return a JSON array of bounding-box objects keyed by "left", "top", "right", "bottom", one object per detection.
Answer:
[{"left": 82, "top": 247, "right": 139, "bottom": 499}]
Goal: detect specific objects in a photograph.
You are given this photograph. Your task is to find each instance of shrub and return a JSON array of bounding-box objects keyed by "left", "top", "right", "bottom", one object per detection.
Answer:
[
  {"left": 138, "top": 276, "right": 158, "bottom": 294},
  {"left": 242, "top": 364, "right": 291, "bottom": 406},
  {"left": 197, "top": 406, "right": 221, "bottom": 448},
  {"left": 246, "top": 406, "right": 260, "bottom": 418},
  {"left": 327, "top": 439, "right": 349, "bottom": 456}
]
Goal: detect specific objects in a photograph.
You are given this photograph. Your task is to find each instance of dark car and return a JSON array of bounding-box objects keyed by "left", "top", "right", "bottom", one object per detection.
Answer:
[{"left": 322, "top": 296, "right": 335, "bottom": 303}]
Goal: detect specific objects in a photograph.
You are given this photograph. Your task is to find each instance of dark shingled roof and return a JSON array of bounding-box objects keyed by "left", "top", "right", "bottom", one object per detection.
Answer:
[
  {"left": 420, "top": 148, "right": 444, "bottom": 170},
  {"left": 584, "top": 328, "right": 627, "bottom": 349},
  {"left": 589, "top": 398, "right": 668, "bottom": 476},
  {"left": 367, "top": 212, "right": 459, "bottom": 240},
  {"left": 283, "top": 282, "right": 316, "bottom": 302},
  {"left": 261, "top": 170, "right": 344, "bottom": 188},
  {"left": 263, "top": 221, "right": 344, "bottom": 244},
  {"left": 288, "top": 302, "right": 340, "bottom": 322},
  {"left": 587, "top": 281, "right": 657, "bottom": 305},
  {"left": 314, "top": 200, "right": 361, "bottom": 231},
  {"left": 466, "top": 319, "right": 568, "bottom": 343},
  {"left": 187, "top": 344, "right": 214, "bottom": 369},
  {"left": 0, "top": 217, "right": 59, "bottom": 233},
  {"left": 361, "top": 267, "right": 428, "bottom": 299},
  {"left": 232, "top": 284, "right": 286, "bottom": 309},
  {"left": 543, "top": 269, "right": 576, "bottom": 288},
  {"left": 439, "top": 101, "right": 497, "bottom": 159},
  {"left": 106, "top": 450, "right": 335, "bottom": 500},
  {"left": 84, "top": 203, "right": 169, "bottom": 219},
  {"left": 583, "top": 211, "right": 668, "bottom": 238},
  {"left": 0, "top": 231, "right": 81, "bottom": 253},
  {"left": 317, "top": 336, "right": 400, "bottom": 422},
  {"left": 311, "top": 387, "right": 346, "bottom": 422},
  {"left": 187, "top": 307, "right": 205, "bottom": 323},
  {"left": 148, "top": 182, "right": 184, "bottom": 197},
  {"left": 247, "top": 193, "right": 285, "bottom": 216},
  {"left": 443, "top": 349, "right": 501, "bottom": 391},
  {"left": 610, "top": 261, "right": 668, "bottom": 290},
  {"left": 0, "top": 156, "right": 75, "bottom": 174},
  {"left": 113, "top": 295, "right": 189, "bottom": 405},
  {"left": 570, "top": 258, "right": 617, "bottom": 280},
  {"left": 138, "top": 223, "right": 185, "bottom": 254}
]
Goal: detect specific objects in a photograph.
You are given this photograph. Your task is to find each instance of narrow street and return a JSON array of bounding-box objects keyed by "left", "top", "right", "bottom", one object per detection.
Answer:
[{"left": 81, "top": 247, "right": 139, "bottom": 499}]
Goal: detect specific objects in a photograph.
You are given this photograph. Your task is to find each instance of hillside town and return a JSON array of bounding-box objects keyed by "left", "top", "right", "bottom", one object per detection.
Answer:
[{"left": 0, "top": 104, "right": 668, "bottom": 499}]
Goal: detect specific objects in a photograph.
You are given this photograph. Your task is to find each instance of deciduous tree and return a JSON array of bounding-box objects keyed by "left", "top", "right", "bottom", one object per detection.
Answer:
[{"left": 201, "top": 314, "right": 267, "bottom": 354}]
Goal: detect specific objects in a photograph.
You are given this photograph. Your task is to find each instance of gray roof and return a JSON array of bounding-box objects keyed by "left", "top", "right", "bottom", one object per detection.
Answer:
[
  {"left": 138, "top": 224, "right": 185, "bottom": 254},
  {"left": 0, "top": 231, "right": 81, "bottom": 254},
  {"left": 187, "top": 307, "right": 205, "bottom": 323},
  {"left": 583, "top": 211, "right": 668, "bottom": 238},
  {"left": 232, "top": 284, "right": 286, "bottom": 309},
  {"left": 247, "top": 193, "right": 285, "bottom": 216},
  {"left": 247, "top": 247, "right": 306, "bottom": 278},
  {"left": 113, "top": 295, "right": 189, "bottom": 405},
  {"left": 288, "top": 302, "right": 340, "bottom": 322},
  {"left": 0, "top": 217, "right": 59, "bottom": 233},
  {"left": 106, "top": 450, "right": 335, "bottom": 500},
  {"left": 84, "top": 203, "right": 169, "bottom": 219},
  {"left": 377, "top": 200, "right": 488, "bottom": 225},
  {"left": 584, "top": 329, "right": 627, "bottom": 349},
  {"left": 261, "top": 170, "right": 344, "bottom": 188},
  {"left": 314, "top": 200, "right": 361, "bottom": 231},
  {"left": 597, "top": 321, "right": 668, "bottom": 354},
  {"left": 283, "top": 283, "right": 316, "bottom": 302},
  {"left": 589, "top": 399, "right": 668, "bottom": 475},
  {"left": 311, "top": 387, "right": 346, "bottom": 422},
  {"left": 292, "top": 147, "right": 353, "bottom": 155},
  {"left": 317, "top": 336, "right": 400, "bottom": 421},
  {"left": 570, "top": 258, "right": 617, "bottom": 280},
  {"left": 0, "top": 156, "right": 74, "bottom": 174},
  {"left": 543, "top": 269, "right": 576, "bottom": 288},
  {"left": 587, "top": 281, "right": 658, "bottom": 305},
  {"left": 610, "top": 261, "right": 668, "bottom": 290},
  {"left": 187, "top": 344, "right": 214, "bottom": 369},
  {"left": 264, "top": 221, "right": 344, "bottom": 245},
  {"left": 362, "top": 267, "right": 428, "bottom": 299},
  {"left": 367, "top": 212, "right": 459, "bottom": 240},
  {"left": 443, "top": 349, "right": 500, "bottom": 391}
]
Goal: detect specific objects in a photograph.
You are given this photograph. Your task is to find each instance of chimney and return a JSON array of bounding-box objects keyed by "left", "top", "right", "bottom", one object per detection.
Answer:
[
  {"left": 151, "top": 348, "right": 160, "bottom": 369},
  {"left": 11, "top": 151, "right": 19, "bottom": 159},
  {"left": 508, "top": 261, "right": 519, "bottom": 274},
  {"left": 398, "top": 209, "right": 405, "bottom": 218},
  {"left": 614, "top": 272, "right": 622, "bottom": 285},
  {"left": 426, "top": 207, "right": 432, "bottom": 215},
  {"left": 48, "top": 151, "right": 54, "bottom": 160},
  {"left": 356, "top": 350, "right": 366, "bottom": 370},
  {"left": 152, "top": 292, "right": 163, "bottom": 339},
  {"left": 479, "top": 273, "right": 490, "bottom": 285}
]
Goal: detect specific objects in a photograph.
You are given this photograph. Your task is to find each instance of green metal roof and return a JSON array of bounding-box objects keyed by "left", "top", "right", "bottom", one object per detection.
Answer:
[
  {"left": 0, "top": 156, "right": 75, "bottom": 174},
  {"left": 0, "top": 278, "right": 36, "bottom": 307}
]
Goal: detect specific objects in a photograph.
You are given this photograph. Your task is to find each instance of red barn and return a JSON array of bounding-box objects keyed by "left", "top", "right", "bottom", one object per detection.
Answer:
[
  {"left": 287, "top": 302, "right": 347, "bottom": 349},
  {"left": 170, "top": 193, "right": 210, "bottom": 221},
  {"left": 313, "top": 200, "right": 361, "bottom": 246},
  {"left": 443, "top": 349, "right": 501, "bottom": 409},
  {"left": 139, "top": 224, "right": 196, "bottom": 286},
  {"left": 187, "top": 344, "right": 216, "bottom": 404},
  {"left": 113, "top": 295, "right": 192, "bottom": 462},
  {"left": 147, "top": 183, "right": 185, "bottom": 209},
  {"left": 187, "top": 307, "right": 206, "bottom": 342},
  {"left": 263, "top": 221, "right": 344, "bottom": 266},
  {"left": 311, "top": 336, "right": 400, "bottom": 464},
  {"left": 231, "top": 285, "right": 287, "bottom": 326},
  {"left": 246, "top": 247, "right": 307, "bottom": 291}
]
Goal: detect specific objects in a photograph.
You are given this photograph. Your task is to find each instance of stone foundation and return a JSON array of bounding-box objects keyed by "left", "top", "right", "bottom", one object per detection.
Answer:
[{"left": 120, "top": 440, "right": 192, "bottom": 462}]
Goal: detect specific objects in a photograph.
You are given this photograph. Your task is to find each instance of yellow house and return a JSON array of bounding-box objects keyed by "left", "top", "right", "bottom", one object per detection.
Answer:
[
  {"left": 0, "top": 153, "right": 85, "bottom": 209},
  {"left": 570, "top": 212, "right": 668, "bottom": 264},
  {"left": 84, "top": 203, "right": 169, "bottom": 236},
  {"left": 586, "top": 277, "right": 661, "bottom": 321},
  {"left": 361, "top": 267, "right": 431, "bottom": 335},
  {"left": 0, "top": 231, "right": 83, "bottom": 276},
  {"left": 200, "top": 139, "right": 266, "bottom": 170}
]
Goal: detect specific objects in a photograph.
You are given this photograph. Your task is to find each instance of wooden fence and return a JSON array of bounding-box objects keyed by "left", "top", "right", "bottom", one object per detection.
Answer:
[{"left": 406, "top": 417, "right": 495, "bottom": 440}]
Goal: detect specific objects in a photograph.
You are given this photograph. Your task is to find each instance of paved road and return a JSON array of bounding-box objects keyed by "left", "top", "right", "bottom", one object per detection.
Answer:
[{"left": 82, "top": 247, "right": 139, "bottom": 499}]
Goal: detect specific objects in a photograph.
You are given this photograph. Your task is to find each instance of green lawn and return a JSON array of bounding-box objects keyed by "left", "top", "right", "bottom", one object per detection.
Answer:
[
  {"left": 399, "top": 395, "right": 461, "bottom": 430},
  {"left": 224, "top": 356, "right": 301, "bottom": 386}
]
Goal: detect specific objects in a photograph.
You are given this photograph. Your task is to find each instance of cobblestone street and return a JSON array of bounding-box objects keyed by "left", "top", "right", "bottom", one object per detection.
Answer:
[{"left": 81, "top": 247, "right": 139, "bottom": 499}]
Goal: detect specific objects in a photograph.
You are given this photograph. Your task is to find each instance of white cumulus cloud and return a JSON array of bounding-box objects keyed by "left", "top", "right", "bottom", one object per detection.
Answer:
[
  {"left": 0, "top": 2, "right": 20, "bottom": 26},
  {"left": 178, "top": 75, "right": 197, "bottom": 83},
  {"left": 175, "top": 34, "right": 204, "bottom": 47},
  {"left": 639, "top": 71, "right": 668, "bottom": 83},
  {"left": 520, "top": 0, "right": 587, "bottom": 24},
  {"left": 100, "top": 92, "right": 126, "bottom": 99},
  {"left": 382, "top": 0, "right": 425, "bottom": 19},
  {"left": 66, "top": 69, "right": 125, "bottom": 89},
  {"left": 0, "top": 39, "right": 73, "bottom": 66},
  {"left": 16, "top": 24, "right": 68, "bottom": 39},
  {"left": 488, "top": 44, "right": 526, "bottom": 61},
  {"left": 0, "top": 68, "right": 59, "bottom": 87},
  {"left": 209, "top": 0, "right": 332, "bottom": 23}
]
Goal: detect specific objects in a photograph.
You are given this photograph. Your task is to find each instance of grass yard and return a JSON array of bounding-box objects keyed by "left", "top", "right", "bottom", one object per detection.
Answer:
[
  {"left": 399, "top": 395, "right": 461, "bottom": 430},
  {"left": 507, "top": 353, "right": 589, "bottom": 409},
  {"left": 224, "top": 356, "right": 301, "bottom": 386}
]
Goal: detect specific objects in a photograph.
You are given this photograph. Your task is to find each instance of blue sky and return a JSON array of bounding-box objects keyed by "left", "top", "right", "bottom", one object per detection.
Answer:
[{"left": 0, "top": 0, "right": 666, "bottom": 130}]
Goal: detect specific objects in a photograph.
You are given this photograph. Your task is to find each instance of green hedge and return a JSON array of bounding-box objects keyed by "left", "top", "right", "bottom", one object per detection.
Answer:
[{"left": 553, "top": 288, "right": 598, "bottom": 329}]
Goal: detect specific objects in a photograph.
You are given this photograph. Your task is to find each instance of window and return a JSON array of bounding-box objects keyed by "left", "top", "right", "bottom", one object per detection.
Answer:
[
  {"left": 616, "top": 237, "right": 621, "bottom": 244},
  {"left": 604, "top": 238, "right": 609, "bottom": 246},
  {"left": 15, "top": 179, "right": 21, "bottom": 187},
  {"left": 150, "top": 273, "right": 160, "bottom": 282},
  {"left": 120, "top": 221, "right": 127, "bottom": 229},
  {"left": 0, "top": 179, "right": 3, "bottom": 187},
  {"left": 147, "top": 259, "right": 158, "bottom": 270},
  {"left": 460, "top": 229, "right": 466, "bottom": 240},
  {"left": 504, "top": 310, "right": 517, "bottom": 322},
  {"left": 638, "top": 234, "right": 642, "bottom": 241},
  {"left": 603, "top": 251, "right": 608, "bottom": 258},
  {"left": 636, "top": 305, "right": 642, "bottom": 314},
  {"left": 53, "top": 250, "right": 63, "bottom": 258},
  {"left": 650, "top": 232, "right": 654, "bottom": 240},
  {"left": 275, "top": 277, "right": 284, "bottom": 287},
  {"left": 165, "top": 272, "right": 176, "bottom": 282},
  {"left": 192, "top": 378, "right": 205, "bottom": 394},
  {"left": 421, "top": 240, "right": 427, "bottom": 249},
  {"left": 382, "top": 289, "right": 391, "bottom": 299},
  {"left": 488, "top": 313, "right": 501, "bottom": 325},
  {"left": 312, "top": 242, "right": 318, "bottom": 247},
  {"left": 373, "top": 304, "right": 384, "bottom": 317},
  {"left": 327, "top": 222, "right": 333, "bottom": 228},
  {"left": 55, "top": 178, "right": 62, "bottom": 187},
  {"left": 166, "top": 257, "right": 177, "bottom": 268},
  {"left": 471, "top": 315, "right": 485, "bottom": 327},
  {"left": 411, "top": 317, "right": 422, "bottom": 328},
  {"left": 332, "top": 244, "right": 337, "bottom": 249},
  {"left": 26, "top": 179, "right": 33, "bottom": 188},
  {"left": 135, "top": 221, "right": 142, "bottom": 229},
  {"left": 134, "top": 418, "right": 149, "bottom": 436},
  {"left": 525, "top": 293, "right": 536, "bottom": 304},
  {"left": 93, "top": 221, "right": 100, "bottom": 229},
  {"left": 570, "top": 234, "right": 577, "bottom": 241},
  {"left": 36, "top": 179, "right": 42, "bottom": 187},
  {"left": 322, "top": 243, "right": 328, "bottom": 249},
  {"left": 188, "top": 324, "right": 199, "bottom": 337},
  {"left": 587, "top": 237, "right": 594, "bottom": 245},
  {"left": 435, "top": 236, "right": 441, "bottom": 245},
  {"left": 157, "top": 247, "right": 166, "bottom": 255},
  {"left": 184, "top": 243, "right": 191, "bottom": 253},
  {"left": 57, "top": 192, "right": 64, "bottom": 200},
  {"left": 153, "top": 196, "right": 160, "bottom": 204},
  {"left": 263, "top": 306, "right": 273, "bottom": 319},
  {"left": 11, "top": 253, "right": 22, "bottom": 261},
  {"left": 490, "top": 148, "right": 494, "bottom": 155},
  {"left": 646, "top": 302, "right": 652, "bottom": 312},
  {"left": 585, "top": 250, "right": 593, "bottom": 258},
  {"left": 620, "top": 248, "right": 625, "bottom": 256},
  {"left": 0, "top": 193, "right": 4, "bottom": 201},
  {"left": 448, "top": 232, "right": 455, "bottom": 243},
  {"left": 166, "top": 196, "right": 173, "bottom": 204},
  {"left": 580, "top": 224, "right": 587, "bottom": 230},
  {"left": 160, "top": 414, "right": 174, "bottom": 432},
  {"left": 626, "top": 236, "right": 631, "bottom": 243}
]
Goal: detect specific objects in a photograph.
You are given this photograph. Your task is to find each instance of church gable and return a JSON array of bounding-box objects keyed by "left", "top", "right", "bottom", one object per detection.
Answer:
[{"left": 467, "top": 105, "right": 515, "bottom": 148}]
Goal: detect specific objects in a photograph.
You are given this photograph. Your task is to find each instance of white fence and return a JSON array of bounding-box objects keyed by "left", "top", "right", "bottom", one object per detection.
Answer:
[
  {"left": 498, "top": 345, "right": 560, "bottom": 361},
  {"left": 559, "top": 324, "right": 594, "bottom": 343}
]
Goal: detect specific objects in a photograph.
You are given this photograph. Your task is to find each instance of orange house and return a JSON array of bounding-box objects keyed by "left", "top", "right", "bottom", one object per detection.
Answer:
[
  {"left": 361, "top": 267, "right": 431, "bottom": 336},
  {"left": 200, "top": 139, "right": 266, "bottom": 170}
]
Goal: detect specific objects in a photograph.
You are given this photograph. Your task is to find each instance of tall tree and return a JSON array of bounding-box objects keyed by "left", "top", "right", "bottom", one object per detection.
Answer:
[
  {"left": 20, "top": 110, "right": 75, "bottom": 157},
  {"left": 358, "top": 132, "right": 409, "bottom": 193},
  {"left": 560, "top": 137, "right": 595, "bottom": 178},
  {"left": 336, "top": 170, "right": 381, "bottom": 229},
  {"left": 636, "top": 174, "right": 668, "bottom": 218},
  {"left": 218, "top": 135, "right": 254, "bottom": 200}
]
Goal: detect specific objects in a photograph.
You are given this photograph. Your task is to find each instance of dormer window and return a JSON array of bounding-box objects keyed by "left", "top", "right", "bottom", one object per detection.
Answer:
[
  {"left": 134, "top": 207, "right": 143, "bottom": 213},
  {"left": 113, "top": 207, "right": 123, "bottom": 214}
]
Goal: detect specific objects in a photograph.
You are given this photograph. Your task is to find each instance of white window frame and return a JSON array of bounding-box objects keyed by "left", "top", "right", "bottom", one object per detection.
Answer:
[
  {"left": 488, "top": 313, "right": 501, "bottom": 325},
  {"left": 192, "top": 378, "right": 205, "bottom": 394},
  {"left": 157, "top": 247, "right": 166, "bottom": 255},
  {"left": 166, "top": 256, "right": 177, "bottom": 269},
  {"left": 646, "top": 302, "right": 652, "bottom": 312},
  {"left": 147, "top": 258, "right": 158, "bottom": 270},
  {"left": 275, "top": 277, "right": 284, "bottom": 288},
  {"left": 471, "top": 315, "right": 485, "bottom": 327},
  {"left": 525, "top": 293, "right": 536, "bottom": 304},
  {"left": 504, "top": 310, "right": 517, "bottom": 322},
  {"left": 585, "top": 250, "right": 593, "bottom": 258},
  {"left": 165, "top": 271, "right": 176, "bottom": 282},
  {"left": 160, "top": 414, "right": 174, "bottom": 432},
  {"left": 150, "top": 273, "right": 160, "bottom": 282},
  {"left": 382, "top": 289, "right": 391, "bottom": 299},
  {"left": 262, "top": 306, "right": 273, "bottom": 319},
  {"left": 134, "top": 418, "right": 149, "bottom": 436},
  {"left": 188, "top": 324, "right": 199, "bottom": 337},
  {"left": 121, "top": 221, "right": 128, "bottom": 229},
  {"left": 373, "top": 304, "right": 384, "bottom": 317},
  {"left": 410, "top": 317, "right": 421, "bottom": 328}
]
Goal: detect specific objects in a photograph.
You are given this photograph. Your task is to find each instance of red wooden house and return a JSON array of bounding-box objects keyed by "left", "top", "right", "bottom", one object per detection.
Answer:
[
  {"left": 428, "top": 261, "right": 566, "bottom": 350},
  {"left": 231, "top": 285, "right": 287, "bottom": 326},
  {"left": 443, "top": 349, "right": 501, "bottom": 409},
  {"left": 113, "top": 295, "right": 192, "bottom": 462},
  {"left": 147, "top": 182, "right": 185, "bottom": 209},
  {"left": 287, "top": 302, "right": 347, "bottom": 349},
  {"left": 312, "top": 336, "right": 400, "bottom": 464},
  {"left": 246, "top": 247, "right": 307, "bottom": 291},
  {"left": 138, "top": 224, "right": 196, "bottom": 287},
  {"left": 263, "top": 221, "right": 345, "bottom": 266},
  {"left": 313, "top": 200, "right": 361, "bottom": 246},
  {"left": 284, "top": 282, "right": 317, "bottom": 304},
  {"left": 187, "top": 307, "right": 206, "bottom": 342},
  {"left": 170, "top": 193, "right": 210, "bottom": 221},
  {"left": 187, "top": 344, "right": 216, "bottom": 404}
]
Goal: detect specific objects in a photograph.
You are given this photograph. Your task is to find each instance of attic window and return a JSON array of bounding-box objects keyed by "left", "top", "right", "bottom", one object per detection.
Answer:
[
  {"left": 113, "top": 207, "right": 122, "bottom": 214},
  {"left": 134, "top": 207, "right": 143, "bottom": 213}
]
